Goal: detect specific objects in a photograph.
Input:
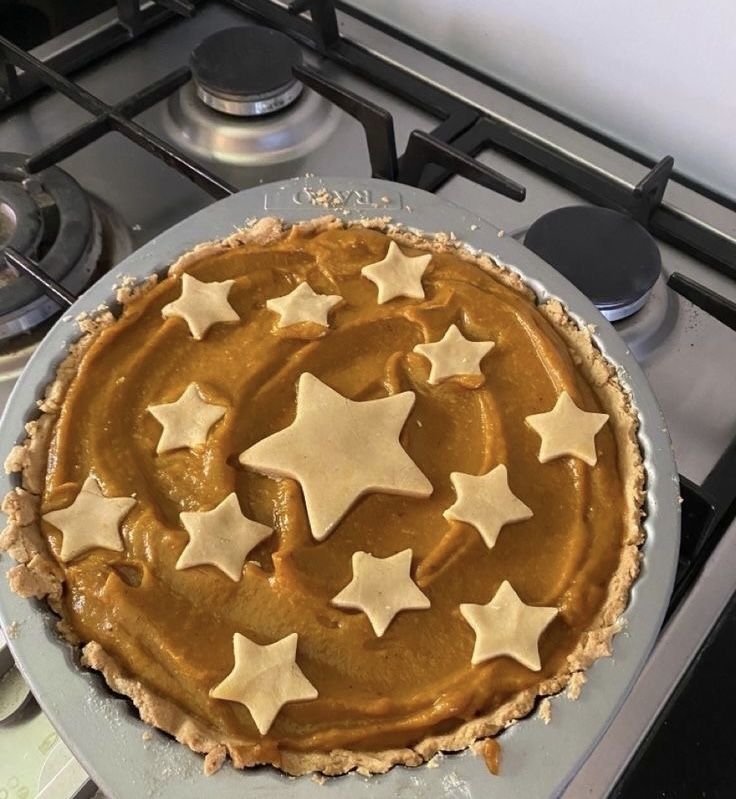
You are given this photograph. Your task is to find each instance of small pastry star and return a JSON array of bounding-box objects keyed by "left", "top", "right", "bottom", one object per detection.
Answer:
[
  {"left": 460, "top": 581, "right": 558, "bottom": 671},
  {"left": 525, "top": 390, "right": 609, "bottom": 466},
  {"left": 239, "top": 373, "right": 432, "bottom": 542},
  {"left": 210, "top": 632, "right": 318, "bottom": 735},
  {"left": 444, "top": 464, "right": 533, "bottom": 550},
  {"left": 42, "top": 476, "right": 136, "bottom": 562},
  {"left": 176, "top": 493, "right": 272, "bottom": 581},
  {"left": 161, "top": 273, "right": 239, "bottom": 340},
  {"left": 266, "top": 282, "right": 342, "bottom": 328},
  {"left": 331, "top": 549, "right": 430, "bottom": 637},
  {"left": 147, "top": 383, "right": 227, "bottom": 454},
  {"left": 361, "top": 240, "right": 432, "bottom": 303},
  {"left": 413, "top": 324, "right": 495, "bottom": 385}
]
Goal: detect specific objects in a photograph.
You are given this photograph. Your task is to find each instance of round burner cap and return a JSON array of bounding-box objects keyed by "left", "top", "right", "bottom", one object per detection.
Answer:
[
  {"left": 524, "top": 206, "right": 661, "bottom": 321},
  {"left": 191, "top": 26, "right": 304, "bottom": 117}
]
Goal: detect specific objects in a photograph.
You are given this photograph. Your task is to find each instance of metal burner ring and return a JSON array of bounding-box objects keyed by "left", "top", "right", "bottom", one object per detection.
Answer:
[
  {"left": 195, "top": 79, "right": 303, "bottom": 118},
  {"left": 0, "top": 153, "right": 95, "bottom": 316},
  {"left": 0, "top": 183, "right": 42, "bottom": 260}
]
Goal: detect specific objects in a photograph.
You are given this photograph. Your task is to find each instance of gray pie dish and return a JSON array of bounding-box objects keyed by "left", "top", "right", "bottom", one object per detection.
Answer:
[{"left": 0, "top": 177, "right": 680, "bottom": 799}]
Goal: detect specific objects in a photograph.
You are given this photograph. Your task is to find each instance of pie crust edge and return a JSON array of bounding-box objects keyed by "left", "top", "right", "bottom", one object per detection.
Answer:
[{"left": 0, "top": 214, "right": 646, "bottom": 776}]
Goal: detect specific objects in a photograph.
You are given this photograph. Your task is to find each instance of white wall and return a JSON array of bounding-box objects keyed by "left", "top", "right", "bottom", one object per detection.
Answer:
[{"left": 349, "top": 0, "right": 736, "bottom": 200}]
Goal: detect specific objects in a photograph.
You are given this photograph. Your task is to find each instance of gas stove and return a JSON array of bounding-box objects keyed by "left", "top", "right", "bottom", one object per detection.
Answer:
[{"left": 0, "top": 2, "right": 735, "bottom": 798}]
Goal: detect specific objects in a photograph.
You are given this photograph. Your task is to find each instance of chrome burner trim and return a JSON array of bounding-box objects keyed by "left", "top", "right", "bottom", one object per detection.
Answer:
[
  {"left": 195, "top": 80, "right": 303, "bottom": 117},
  {"left": 601, "top": 292, "right": 651, "bottom": 322}
]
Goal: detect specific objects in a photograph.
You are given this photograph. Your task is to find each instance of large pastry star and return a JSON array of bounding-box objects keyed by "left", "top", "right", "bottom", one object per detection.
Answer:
[
  {"left": 266, "top": 282, "right": 342, "bottom": 328},
  {"left": 331, "top": 549, "right": 430, "bottom": 637},
  {"left": 239, "top": 373, "right": 432, "bottom": 541},
  {"left": 525, "top": 390, "right": 609, "bottom": 466},
  {"left": 413, "top": 324, "right": 495, "bottom": 385},
  {"left": 361, "top": 240, "right": 432, "bottom": 304},
  {"left": 147, "top": 383, "right": 227, "bottom": 454},
  {"left": 210, "top": 632, "right": 318, "bottom": 735},
  {"left": 42, "top": 476, "right": 136, "bottom": 562},
  {"left": 444, "top": 464, "right": 533, "bottom": 550},
  {"left": 176, "top": 493, "right": 272, "bottom": 582},
  {"left": 460, "top": 581, "right": 558, "bottom": 671},
  {"left": 161, "top": 273, "right": 240, "bottom": 340}
]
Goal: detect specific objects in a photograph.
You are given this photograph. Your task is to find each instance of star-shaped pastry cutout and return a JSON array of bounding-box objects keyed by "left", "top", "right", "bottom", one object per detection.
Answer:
[
  {"left": 413, "top": 324, "right": 495, "bottom": 385},
  {"left": 266, "top": 282, "right": 342, "bottom": 328},
  {"left": 176, "top": 493, "right": 272, "bottom": 581},
  {"left": 42, "top": 476, "right": 136, "bottom": 562},
  {"left": 361, "top": 240, "right": 432, "bottom": 304},
  {"left": 239, "top": 373, "right": 432, "bottom": 541},
  {"left": 525, "top": 390, "right": 609, "bottom": 466},
  {"left": 147, "top": 383, "right": 227, "bottom": 454},
  {"left": 210, "top": 632, "right": 318, "bottom": 735},
  {"left": 331, "top": 549, "right": 430, "bottom": 637},
  {"left": 161, "top": 273, "right": 240, "bottom": 340},
  {"left": 460, "top": 581, "right": 558, "bottom": 671},
  {"left": 443, "top": 464, "right": 533, "bottom": 550}
]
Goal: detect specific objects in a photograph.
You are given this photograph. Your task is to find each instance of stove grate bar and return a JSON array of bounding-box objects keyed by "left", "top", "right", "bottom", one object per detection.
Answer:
[
  {"left": 665, "top": 273, "right": 736, "bottom": 615},
  {"left": 0, "top": 37, "right": 235, "bottom": 200},
  {"left": 292, "top": 64, "right": 517, "bottom": 199},
  {"left": 26, "top": 67, "right": 193, "bottom": 174},
  {"left": 0, "top": 57, "right": 19, "bottom": 103},
  {"left": 438, "top": 118, "right": 736, "bottom": 280},
  {"left": 631, "top": 156, "right": 674, "bottom": 224},
  {"left": 293, "top": 63, "right": 398, "bottom": 180},
  {"left": 3, "top": 249, "right": 76, "bottom": 309},
  {"left": 674, "top": 475, "right": 715, "bottom": 596},
  {"left": 668, "top": 272, "right": 736, "bottom": 333},
  {"left": 403, "top": 108, "right": 480, "bottom": 191},
  {"left": 399, "top": 130, "right": 526, "bottom": 201},
  {"left": 117, "top": 0, "right": 194, "bottom": 37},
  {"left": 287, "top": 0, "right": 340, "bottom": 52},
  {"left": 651, "top": 204, "right": 736, "bottom": 283},
  {"left": 0, "top": 3, "right": 178, "bottom": 111},
  {"left": 670, "top": 441, "right": 736, "bottom": 616},
  {"left": 701, "top": 438, "right": 736, "bottom": 547}
]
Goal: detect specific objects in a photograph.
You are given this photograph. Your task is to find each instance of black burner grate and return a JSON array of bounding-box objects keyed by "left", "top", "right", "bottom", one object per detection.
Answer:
[{"left": 0, "top": 0, "right": 735, "bottom": 616}]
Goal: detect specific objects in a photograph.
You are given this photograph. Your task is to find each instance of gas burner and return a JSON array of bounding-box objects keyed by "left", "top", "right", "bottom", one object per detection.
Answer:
[
  {"left": 0, "top": 198, "right": 132, "bottom": 396},
  {"left": 163, "top": 29, "right": 341, "bottom": 170},
  {"left": 524, "top": 206, "right": 662, "bottom": 321},
  {"left": 191, "top": 26, "right": 304, "bottom": 117},
  {"left": 0, "top": 152, "right": 101, "bottom": 343}
]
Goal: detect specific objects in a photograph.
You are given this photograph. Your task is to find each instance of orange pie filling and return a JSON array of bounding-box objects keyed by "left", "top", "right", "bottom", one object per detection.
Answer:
[{"left": 35, "top": 223, "right": 637, "bottom": 770}]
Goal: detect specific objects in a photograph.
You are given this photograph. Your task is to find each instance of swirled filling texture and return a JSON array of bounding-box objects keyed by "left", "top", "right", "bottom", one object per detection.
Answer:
[{"left": 42, "top": 226, "right": 625, "bottom": 762}]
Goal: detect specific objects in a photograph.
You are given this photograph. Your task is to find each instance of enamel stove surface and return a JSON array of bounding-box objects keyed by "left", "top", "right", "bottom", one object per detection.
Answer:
[{"left": 0, "top": 3, "right": 735, "bottom": 798}]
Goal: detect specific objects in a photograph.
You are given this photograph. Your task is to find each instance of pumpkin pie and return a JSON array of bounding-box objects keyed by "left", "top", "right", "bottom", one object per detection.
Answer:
[{"left": 0, "top": 216, "right": 644, "bottom": 776}]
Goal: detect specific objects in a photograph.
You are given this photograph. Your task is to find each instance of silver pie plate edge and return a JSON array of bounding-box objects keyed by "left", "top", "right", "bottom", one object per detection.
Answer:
[{"left": 0, "top": 177, "right": 680, "bottom": 799}]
